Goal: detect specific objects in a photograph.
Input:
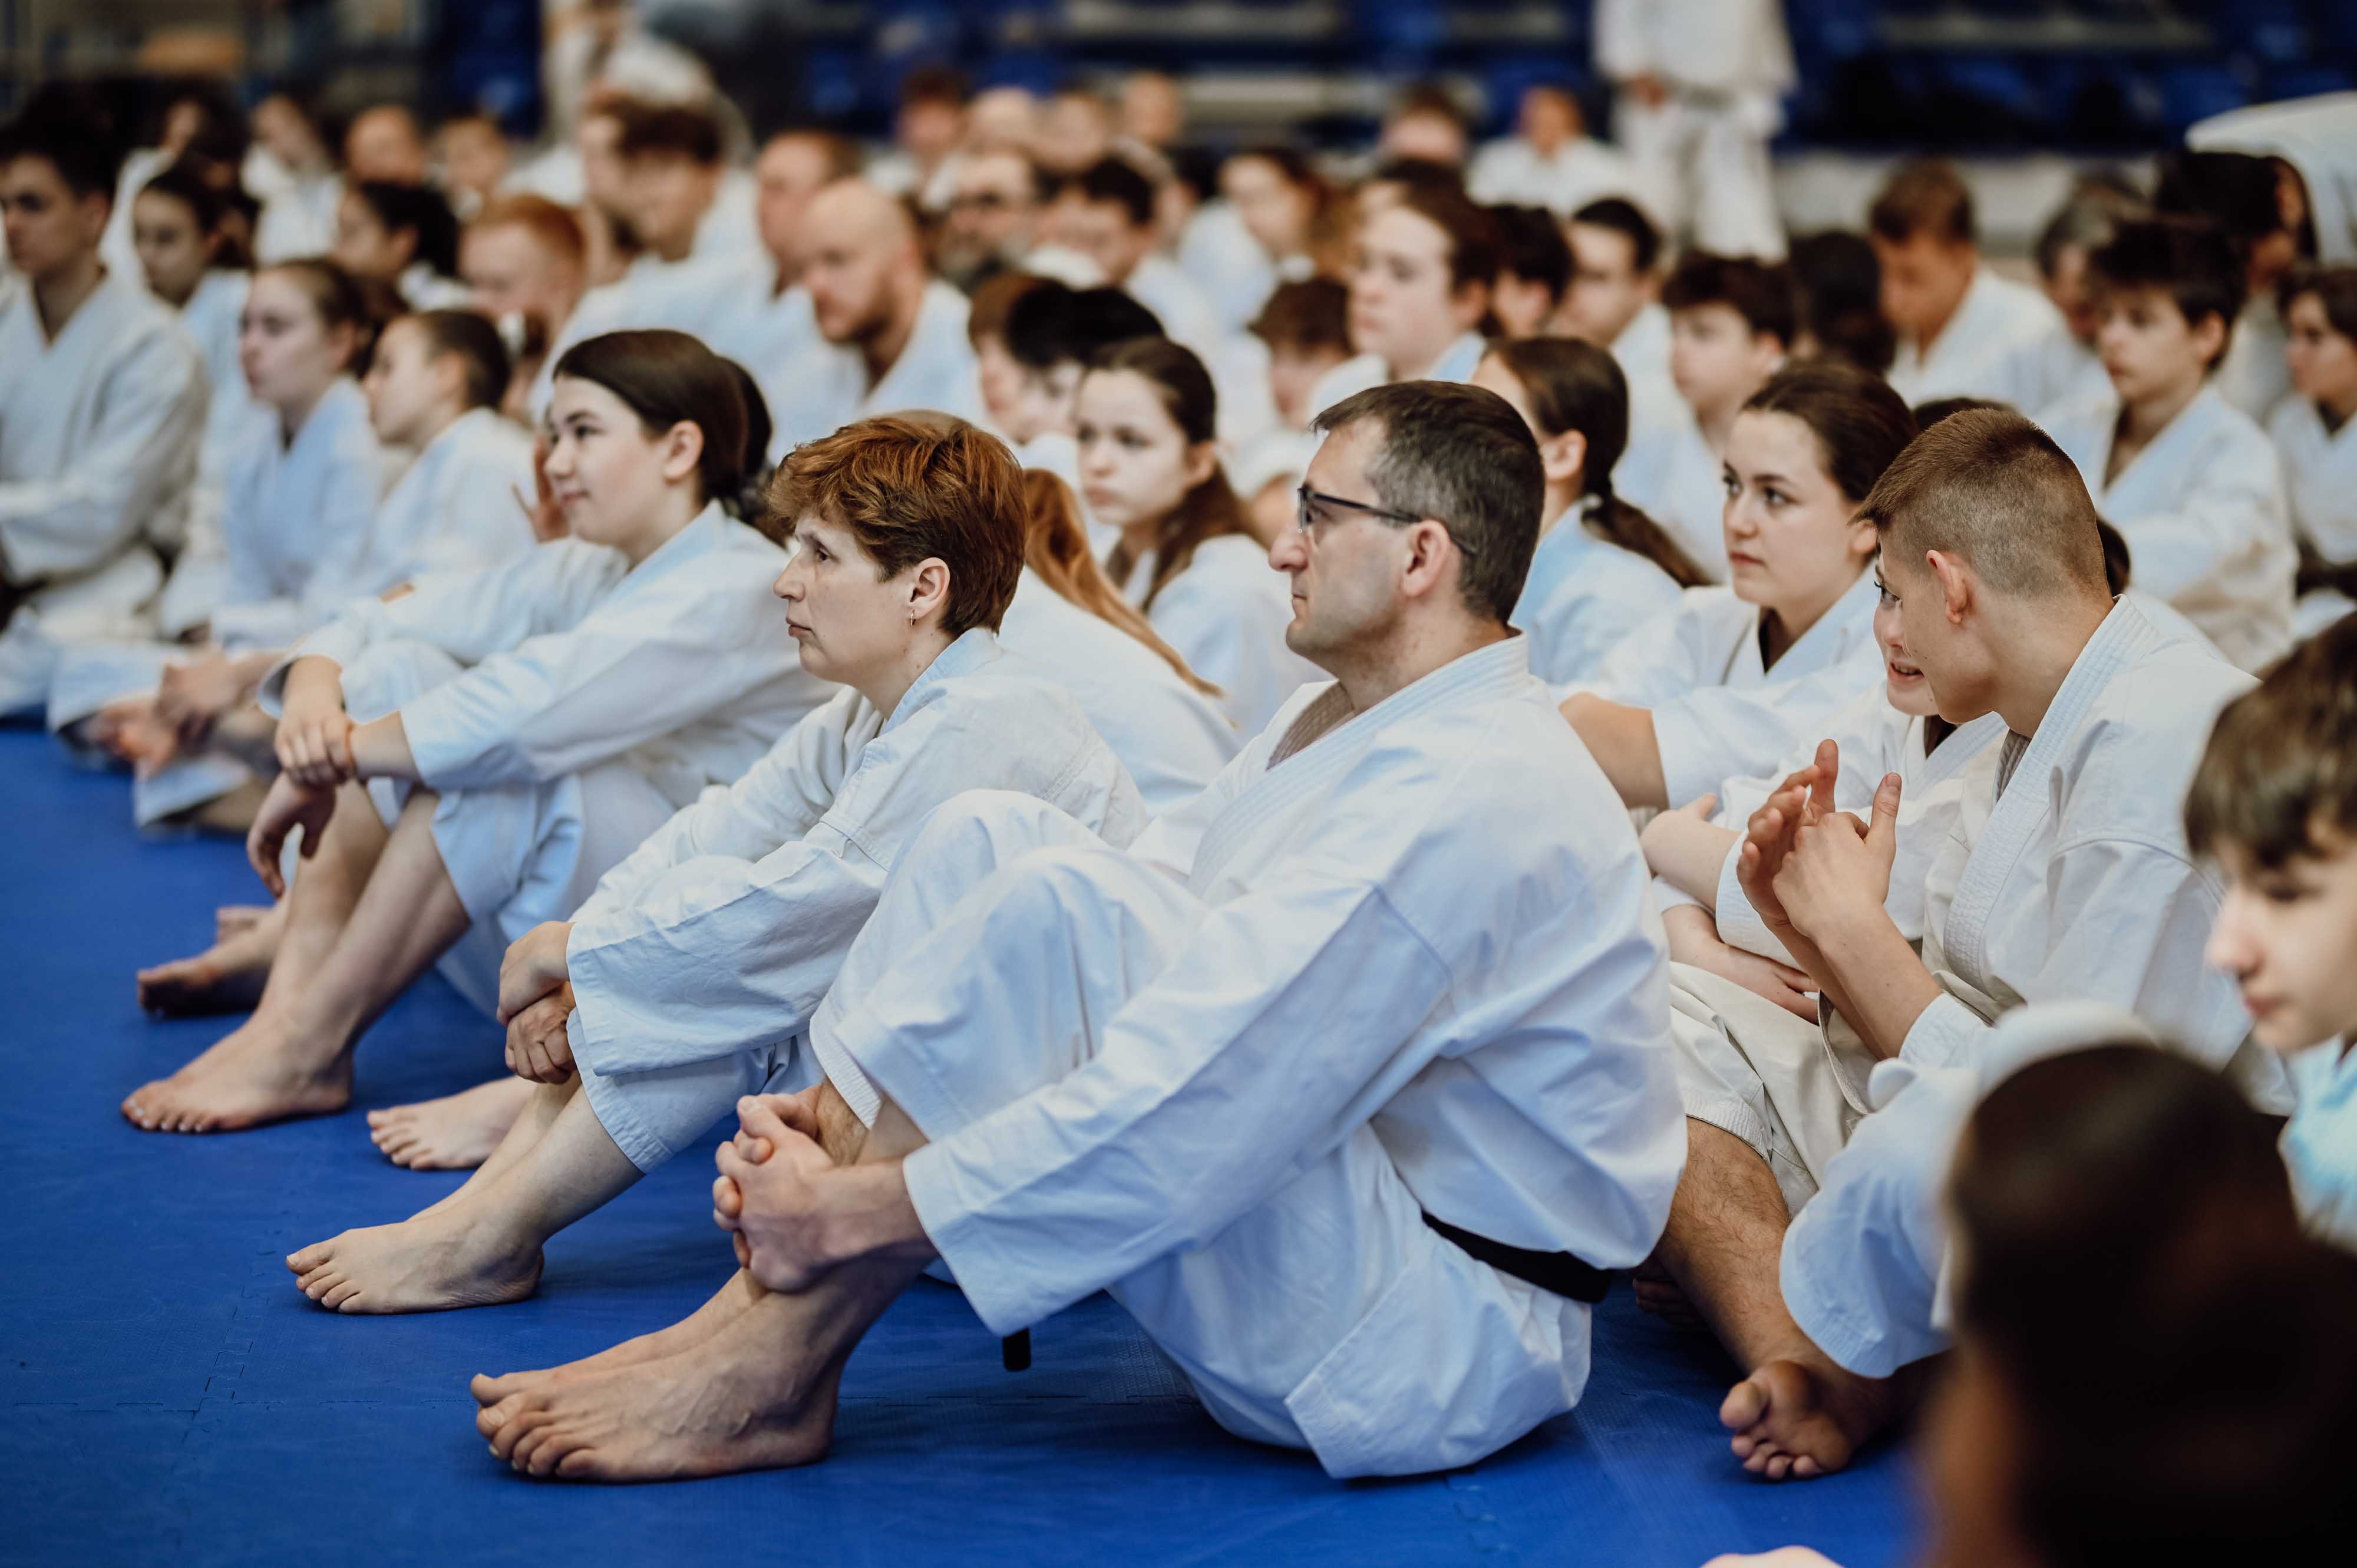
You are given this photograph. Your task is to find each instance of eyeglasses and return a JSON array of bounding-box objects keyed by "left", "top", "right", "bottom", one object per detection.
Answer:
[{"left": 1294, "top": 486, "right": 1478, "bottom": 557}]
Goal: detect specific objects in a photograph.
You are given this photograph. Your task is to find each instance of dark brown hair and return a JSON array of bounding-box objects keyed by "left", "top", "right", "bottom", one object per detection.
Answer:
[
  {"left": 2186, "top": 612, "right": 2357, "bottom": 869},
  {"left": 1744, "top": 359, "right": 1919, "bottom": 506},
  {"left": 1869, "top": 159, "right": 1975, "bottom": 247},
  {"left": 1021, "top": 469, "right": 1219, "bottom": 696},
  {"left": 1250, "top": 277, "right": 1349, "bottom": 355},
  {"left": 1389, "top": 181, "right": 1503, "bottom": 296},
  {"left": 614, "top": 101, "right": 722, "bottom": 166},
  {"left": 2091, "top": 216, "right": 2243, "bottom": 367},
  {"left": 397, "top": 309, "right": 511, "bottom": 411},
  {"left": 2278, "top": 263, "right": 2357, "bottom": 341},
  {"left": 1087, "top": 337, "right": 1256, "bottom": 611},
  {"left": 966, "top": 269, "right": 1054, "bottom": 348},
  {"left": 552, "top": 328, "right": 757, "bottom": 512},
  {"left": 258, "top": 256, "right": 387, "bottom": 374},
  {"left": 1313, "top": 379, "right": 1544, "bottom": 625},
  {"left": 1662, "top": 252, "right": 1799, "bottom": 348},
  {"left": 769, "top": 414, "right": 1025, "bottom": 636},
  {"left": 1484, "top": 338, "right": 1709, "bottom": 588}
]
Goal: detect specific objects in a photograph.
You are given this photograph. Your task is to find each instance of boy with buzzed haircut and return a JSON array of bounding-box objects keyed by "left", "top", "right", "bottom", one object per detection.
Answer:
[
  {"left": 1650, "top": 408, "right": 2289, "bottom": 1484},
  {"left": 2041, "top": 216, "right": 2298, "bottom": 673},
  {"left": 1616, "top": 252, "right": 1792, "bottom": 579},
  {"left": 2190, "top": 613, "right": 2357, "bottom": 1252}
]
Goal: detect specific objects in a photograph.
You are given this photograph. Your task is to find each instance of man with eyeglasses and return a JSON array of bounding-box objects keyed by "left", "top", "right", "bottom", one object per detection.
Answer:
[
  {"left": 468, "top": 379, "right": 1688, "bottom": 1484},
  {"left": 940, "top": 148, "right": 1046, "bottom": 295}
]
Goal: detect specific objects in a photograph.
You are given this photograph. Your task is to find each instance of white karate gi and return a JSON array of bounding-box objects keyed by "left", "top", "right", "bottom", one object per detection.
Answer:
[
  {"left": 1121, "top": 253, "right": 1276, "bottom": 447},
  {"left": 1572, "top": 570, "right": 1883, "bottom": 811},
  {"left": 1176, "top": 201, "right": 1277, "bottom": 336},
  {"left": 179, "top": 270, "right": 266, "bottom": 480},
  {"left": 1683, "top": 687, "right": 2006, "bottom": 968},
  {"left": 997, "top": 569, "right": 1237, "bottom": 812},
  {"left": 1118, "top": 533, "right": 1318, "bottom": 734},
  {"left": 1614, "top": 410, "right": 1728, "bottom": 581},
  {"left": 262, "top": 504, "right": 833, "bottom": 1014},
  {"left": 807, "top": 637, "right": 1688, "bottom": 1477},
  {"left": 1672, "top": 597, "right": 2289, "bottom": 1216},
  {"left": 1594, "top": 0, "right": 1792, "bottom": 259},
  {"left": 2283, "top": 1039, "right": 2357, "bottom": 1253},
  {"left": 1887, "top": 265, "right": 2079, "bottom": 414},
  {"left": 396, "top": 263, "right": 473, "bottom": 313},
  {"left": 532, "top": 252, "right": 792, "bottom": 417},
  {"left": 560, "top": 628, "right": 1146, "bottom": 1171},
  {"left": 1510, "top": 500, "right": 1685, "bottom": 686},
  {"left": 253, "top": 173, "right": 344, "bottom": 265},
  {"left": 2043, "top": 384, "right": 2297, "bottom": 672},
  {"left": 767, "top": 280, "right": 983, "bottom": 455},
  {"left": 2214, "top": 297, "right": 2293, "bottom": 425},
  {"left": 2190, "top": 92, "right": 2357, "bottom": 266},
  {"left": 1778, "top": 1002, "right": 2159, "bottom": 1377},
  {"left": 1613, "top": 303, "right": 1684, "bottom": 440},
  {"left": 1305, "top": 332, "right": 1487, "bottom": 424},
  {"left": 98, "top": 146, "right": 171, "bottom": 283},
  {"left": 2269, "top": 395, "right": 2357, "bottom": 635},
  {"left": 0, "top": 272, "right": 206, "bottom": 711},
  {"left": 1468, "top": 136, "right": 1645, "bottom": 221}
]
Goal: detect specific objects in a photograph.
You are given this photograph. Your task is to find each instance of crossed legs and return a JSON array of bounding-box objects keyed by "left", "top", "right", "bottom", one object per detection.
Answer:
[{"left": 123, "top": 786, "right": 471, "bottom": 1133}]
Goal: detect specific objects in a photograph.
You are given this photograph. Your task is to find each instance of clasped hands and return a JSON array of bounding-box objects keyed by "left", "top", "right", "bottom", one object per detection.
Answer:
[
  {"left": 243, "top": 684, "right": 361, "bottom": 896},
  {"left": 712, "top": 1089, "right": 845, "bottom": 1293},
  {"left": 497, "top": 921, "right": 578, "bottom": 1082},
  {"left": 1736, "top": 737, "right": 1904, "bottom": 953}
]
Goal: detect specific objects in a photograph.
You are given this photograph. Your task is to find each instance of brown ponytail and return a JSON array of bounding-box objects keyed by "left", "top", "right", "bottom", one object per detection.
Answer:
[
  {"left": 1089, "top": 336, "right": 1256, "bottom": 611},
  {"left": 1022, "top": 469, "right": 1221, "bottom": 698},
  {"left": 1486, "top": 337, "right": 1711, "bottom": 589}
]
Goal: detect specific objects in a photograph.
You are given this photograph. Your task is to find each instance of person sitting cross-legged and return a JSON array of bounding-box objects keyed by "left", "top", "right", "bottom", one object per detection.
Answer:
[{"left": 464, "top": 379, "right": 1690, "bottom": 1482}]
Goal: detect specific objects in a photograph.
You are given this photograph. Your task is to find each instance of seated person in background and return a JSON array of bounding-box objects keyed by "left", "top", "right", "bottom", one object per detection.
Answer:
[
  {"left": 1084, "top": 336, "right": 1318, "bottom": 732},
  {"left": 2270, "top": 265, "right": 2357, "bottom": 634},
  {"left": 1658, "top": 408, "right": 2283, "bottom": 1484},
  {"left": 248, "top": 89, "right": 344, "bottom": 263},
  {"left": 467, "top": 380, "right": 1688, "bottom": 1485},
  {"left": 333, "top": 180, "right": 468, "bottom": 311},
  {"left": 0, "top": 103, "right": 207, "bottom": 715},
  {"left": 965, "top": 272, "right": 1067, "bottom": 473},
  {"left": 344, "top": 104, "right": 429, "bottom": 187},
  {"left": 1785, "top": 232, "right": 1894, "bottom": 377},
  {"left": 1615, "top": 252, "right": 1793, "bottom": 577},
  {"left": 765, "top": 177, "right": 983, "bottom": 454},
  {"left": 1708, "top": 1035, "right": 2357, "bottom": 1566},
  {"left": 131, "top": 160, "right": 263, "bottom": 481},
  {"left": 1230, "top": 277, "right": 1352, "bottom": 543},
  {"left": 285, "top": 416, "right": 1146, "bottom": 1313},
  {"left": 992, "top": 279, "right": 1163, "bottom": 499},
  {"left": 2152, "top": 148, "right": 2305, "bottom": 425},
  {"left": 1470, "top": 336, "right": 1707, "bottom": 684},
  {"left": 2041, "top": 216, "right": 2296, "bottom": 672},
  {"left": 1552, "top": 199, "right": 1675, "bottom": 431},
  {"left": 1560, "top": 362, "right": 1907, "bottom": 811},
  {"left": 1051, "top": 157, "right": 1225, "bottom": 368},
  {"left": 1309, "top": 183, "right": 1497, "bottom": 411},
  {"left": 458, "top": 194, "right": 589, "bottom": 417},
  {"left": 1872, "top": 159, "right": 2076, "bottom": 412},
  {"left": 938, "top": 146, "right": 1046, "bottom": 295},
  {"left": 2028, "top": 184, "right": 2137, "bottom": 411},
  {"left": 435, "top": 111, "right": 514, "bottom": 221},
  {"left": 1467, "top": 81, "right": 1639, "bottom": 219},
  {"left": 1375, "top": 81, "right": 1471, "bottom": 170},
  {"left": 1485, "top": 204, "right": 1572, "bottom": 340},
  {"left": 120, "top": 331, "right": 832, "bottom": 1135},
  {"left": 2190, "top": 615, "right": 2357, "bottom": 1252}
]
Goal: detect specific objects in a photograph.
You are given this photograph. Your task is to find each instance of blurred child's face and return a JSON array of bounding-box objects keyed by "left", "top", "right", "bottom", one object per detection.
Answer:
[
  {"left": 132, "top": 189, "right": 212, "bottom": 305},
  {"left": 2042, "top": 241, "right": 2099, "bottom": 348},
  {"left": 1266, "top": 338, "right": 1348, "bottom": 430},
  {"left": 1559, "top": 222, "right": 1651, "bottom": 346},
  {"left": 1348, "top": 205, "right": 1483, "bottom": 379},
  {"left": 2205, "top": 832, "right": 2357, "bottom": 1054},
  {"left": 973, "top": 332, "right": 1030, "bottom": 438},
  {"left": 1491, "top": 268, "right": 1558, "bottom": 340},
  {"left": 331, "top": 189, "right": 411, "bottom": 282},
  {"left": 1669, "top": 302, "right": 1781, "bottom": 420},
  {"left": 2285, "top": 292, "right": 2357, "bottom": 414},
  {"left": 2095, "top": 283, "right": 2223, "bottom": 409},
  {"left": 1872, "top": 230, "right": 1976, "bottom": 343}
]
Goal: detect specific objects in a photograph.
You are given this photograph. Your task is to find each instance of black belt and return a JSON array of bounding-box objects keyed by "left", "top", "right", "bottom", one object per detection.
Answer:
[{"left": 1423, "top": 1214, "right": 1615, "bottom": 1304}]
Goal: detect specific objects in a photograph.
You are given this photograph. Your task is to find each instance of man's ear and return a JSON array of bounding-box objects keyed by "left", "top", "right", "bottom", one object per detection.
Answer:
[
  {"left": 1926, "top": 548, "right": 1974, "bottom": 626},
  {"left": 1399, "top": 518, "right": 1456, "bottom": 600}
]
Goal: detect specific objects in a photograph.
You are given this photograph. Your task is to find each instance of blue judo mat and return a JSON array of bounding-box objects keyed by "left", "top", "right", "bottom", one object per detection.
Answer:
[{"left": 0, "top": 725, "right": 1915, "bottom": 1567}]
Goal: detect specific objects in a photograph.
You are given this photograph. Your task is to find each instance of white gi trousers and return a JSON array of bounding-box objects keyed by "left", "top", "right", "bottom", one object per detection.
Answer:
[{"left": 803, "top": 793, "right": 1593, "bottom": 1479}]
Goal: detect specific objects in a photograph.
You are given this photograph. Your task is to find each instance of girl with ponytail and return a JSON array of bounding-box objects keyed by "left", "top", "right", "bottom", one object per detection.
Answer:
[
  {"left": 125, "top": 328, "right": 836, "bottom": 1138},
  {"left": 1471, "top": 337, "right": 1709, "bottom": 684}
]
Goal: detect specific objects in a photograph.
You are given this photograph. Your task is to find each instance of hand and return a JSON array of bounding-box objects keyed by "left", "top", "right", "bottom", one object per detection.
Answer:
[
  {"left": 90, "top": 695, "right": 181, "bottom": 775},
  {"left": 246, "top": 773, "right": 338, "bottom": 896},
  {"left": 496, "top": 920, "right": 573, "bottom": 1025},
  {"left": 1627, "top": 73, "right": 1670, "bottom": 110},
  {"left": 156, "top": 651, "right": 250, "bottom": 750},
  {"left": 504, "top": 985, "right": 578, "bottom": 1082},
  {"left": 515, "top": 435, "right": 566, "bottom": 543},
  {"left": 1662, "top": 903, "right": 1819, "bottom": 1022},
  {"left": 713, "top": 1092, "right": 841, "bottom": 1292},
  {"left": 275, "top": 692, "right": 355, "bottom": 789},
  {"left": 1772, "top": 772, "right": 1903, "bottom": 942},
  {"left": 1737, "top": 740, "right": 1846, "bottom": 936}
]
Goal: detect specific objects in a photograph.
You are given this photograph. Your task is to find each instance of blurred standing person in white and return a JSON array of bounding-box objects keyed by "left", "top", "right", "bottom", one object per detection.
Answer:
[{"left": 1595, "top": 0, "right": 1793, "bottom": 260}]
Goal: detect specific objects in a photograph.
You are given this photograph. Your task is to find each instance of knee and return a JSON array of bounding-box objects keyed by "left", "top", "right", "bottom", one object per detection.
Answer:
[{"left": 907, "top": 790, "right": 1090, "bottom": 885}]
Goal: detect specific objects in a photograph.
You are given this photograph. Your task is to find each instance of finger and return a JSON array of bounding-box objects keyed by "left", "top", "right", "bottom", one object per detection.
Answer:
[
  {"left": 327, "top": 725, "right": 354, "bottom": 778},
  {"left": 1810, "top": 738, "right": 1840, "bottom": 816},
  {"left": 734, "top": 1095, "right": 793, "bottom": 1149},
  {"left": 733, "top": 1133, "right": 774, "bottom": 1164},
  {"left": 249, "top": 825, "right": 284, "bottom": 895},
  {"left": 711, "top": 1168, "right": 743, "bottom": 1217},
  {"left": 734, "top": 1232, "right": 752, "bottom": 1269},
  {"left": 1869, "top": 773, "right": 1903, "bottom": 844},
  {"left": 1691, "top": 793, "right": 1718, "bottom": 818},
  {"left": 714, "top": 1141, "right": 754, "bottom": 1186}
]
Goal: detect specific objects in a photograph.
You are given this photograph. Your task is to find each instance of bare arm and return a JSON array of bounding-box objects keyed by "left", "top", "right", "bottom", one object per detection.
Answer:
[
  {"left": 1560, "top": 691, "right": 1668, "bottom": 808},
  {"left": 1640, "top": 794, "right": 1736, "bottom": 903}
]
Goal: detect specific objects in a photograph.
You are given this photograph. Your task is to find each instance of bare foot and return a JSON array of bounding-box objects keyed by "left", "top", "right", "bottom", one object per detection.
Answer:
[
  {"left": 120, "top": 1014, "right": 353, "bottom": 1133},
  {"left": 286, "top": 1204, "right": 543, "bottom": 1314},
  {"left": 470, "top": 1270, "right": 766, "bottom": 1408},
  {"left": 475, "top": 1294, "right": 837, "bottom": 1481},
  {"left": 137, "top": 906, "right": 284, "bottom": 1017},
  {"left": 216, "top": 903, "right": 273, "bottom": 942},
  {"left": 369, "top": 1076, "right": 534, "bottom": 1170},
  {"left": 1719, "top": 1358, "right": 1896, "bottom": 1481}
]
